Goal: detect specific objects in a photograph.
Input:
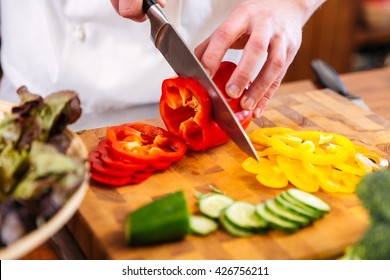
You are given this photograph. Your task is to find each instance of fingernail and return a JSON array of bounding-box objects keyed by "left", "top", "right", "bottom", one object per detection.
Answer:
[
  {"left": 227, "top": 84, "right": 240, "bottom": 98},
  {"left": 253, "top": 108, "right": 263, "bottom": 118},
  {"left": 243, "top": 96, "right": 256, "bottom": 110}
]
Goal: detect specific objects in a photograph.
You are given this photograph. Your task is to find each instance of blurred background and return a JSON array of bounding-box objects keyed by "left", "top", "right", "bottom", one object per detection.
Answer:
[
  {"left": 0, "top": 0, "right": 389, "bottom": 83},
  {"left": 284, "top": 0, "right": 390, "bottom": 82}
]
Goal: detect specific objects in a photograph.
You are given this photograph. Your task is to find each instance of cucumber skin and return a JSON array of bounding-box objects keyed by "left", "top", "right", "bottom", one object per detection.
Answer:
[
  {"left": 277, "top": 193, "right": 322, "bottom": 219},
  {"left": 255, "top": 203, "right": 300, "bottom": 233},
  {"left": 189, "top": 215, "right": 218, "bottom": 236},
  {"left": 198, "top": 193, "right": 234, "bottom": 219},
  {"left": 286, "top": 189, "right": 330, "bottom": 213},
  {"left": 219, "top": 210, "right": 253, "bottom": 237},
  {"left": 264, "top": 199, "right": 310, "bottom": 226},
  {"left": 125, "top": 191, "right": 189, "bottom": 246},
  {"left": 224, "top": 201, "right": 268, "bottom": 231}
]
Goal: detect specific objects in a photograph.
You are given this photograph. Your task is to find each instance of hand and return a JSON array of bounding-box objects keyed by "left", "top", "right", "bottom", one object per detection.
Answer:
[
  {"left": 110, "top": 0, "right": 166, "bottom": 22},
  {"left": 195, "top": 0, "right": 325, "bottom": 118}
]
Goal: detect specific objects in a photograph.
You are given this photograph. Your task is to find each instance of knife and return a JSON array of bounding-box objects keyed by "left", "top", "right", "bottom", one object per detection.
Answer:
[
  {"left": 311, "top": 59, "right": 371, "bottom": 111},
  {"left": 142, "top": 0, "right": 259, "bottom": 161}
]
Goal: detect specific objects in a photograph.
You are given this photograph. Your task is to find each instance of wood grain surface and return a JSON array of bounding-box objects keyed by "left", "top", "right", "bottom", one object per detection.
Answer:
[{"left": 66, "top": 89, "right": 390, "bottom": 260}]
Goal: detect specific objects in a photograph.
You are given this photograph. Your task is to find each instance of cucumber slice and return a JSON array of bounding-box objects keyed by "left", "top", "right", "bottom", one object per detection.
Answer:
[
  {"left": 189, "top": 215, "right": 218, "bottom": 236},
  {"left": 264, "top": 199, "right": 311, "bottom": 226},
  {"left": 125, "top": 191, "right": 189, "bottom": 246},
  {"left": 277, "top": 192, "right": 322, "bottom": 219},
  {"left": 225, "top": 201, "right": 268, "bottom": 230},
  {"left": 255, "top": 203, "right": 300, "bottom": 232},
  {"left": 219, "top": 210, "right": 253, "bottom": 237},
  {"left": 198, "top": 193, "right": 234, "bottom": 219},
  {"left": 286, "top": 189, "right": 330, "bottom": 213}
]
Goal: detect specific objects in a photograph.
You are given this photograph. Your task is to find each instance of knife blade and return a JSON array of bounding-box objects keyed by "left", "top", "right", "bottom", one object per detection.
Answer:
[
  {"left": 142, "top": 0, "right": 259, "bottom": 160},
  {"left": 311, "top": 59, "right": 371, "bottom": 111}
]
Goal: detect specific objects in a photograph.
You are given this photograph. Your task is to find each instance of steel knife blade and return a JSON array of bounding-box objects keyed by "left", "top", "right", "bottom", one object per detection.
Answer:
[
  {"left": 311, "top": 59, "right": 371, "bottom": 111},
  {"left": 142, "top": 0, "right": 259, "bottom": 160}
]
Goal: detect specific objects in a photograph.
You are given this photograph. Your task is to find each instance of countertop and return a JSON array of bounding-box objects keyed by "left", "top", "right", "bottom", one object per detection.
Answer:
[{"left": 8, "top": 66, "right": 390, "bottom": 259}]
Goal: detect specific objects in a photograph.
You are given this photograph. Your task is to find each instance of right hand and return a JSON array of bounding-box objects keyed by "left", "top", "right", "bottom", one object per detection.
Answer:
[{"left": 110, "top": 0, "right": 166, "bottom": 22}]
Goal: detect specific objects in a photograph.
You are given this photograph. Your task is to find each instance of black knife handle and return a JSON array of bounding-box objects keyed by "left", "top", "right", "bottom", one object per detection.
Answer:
[
  {"left": 311, "top": 59, "right": 358, "bottom": 100},
  {"left": 142, "top": 0, "right": 157, "bottom": 14}
]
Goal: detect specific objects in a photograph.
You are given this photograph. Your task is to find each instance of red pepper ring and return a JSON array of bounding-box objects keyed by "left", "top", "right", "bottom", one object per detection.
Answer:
[
  {"left": 90, "top": 171, "right": 147, "bottom": 187},
  {"left": 97, "top": 140, "right": 148, "bottom": 171},
  {"left": 89, "top": 150, "right": 136, "bottom": 177},
  {"left": 106, "top": 122, "right": 187, "bottom": 165}
]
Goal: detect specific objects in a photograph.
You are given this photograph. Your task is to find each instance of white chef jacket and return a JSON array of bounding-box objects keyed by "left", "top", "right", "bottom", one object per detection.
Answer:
[{"left": 0, "top": 0, "right": 243, "bottom": 119}]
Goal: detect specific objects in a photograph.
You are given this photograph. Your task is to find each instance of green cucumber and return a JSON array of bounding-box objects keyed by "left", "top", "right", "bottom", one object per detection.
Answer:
[
  {"left": 264, "top": 199, "right": 311, "bottom": 226},
  {"left": 276, "top": 192, "right": 322, "bottom": 219},
  {"left": 189, "top": 215, "right": 218, "bottom": 236},
  {"left": 198, "top": 193, "right": 234, "bottom": 219},
  {"left": 224, "top": 201, "right": 268, "bottom": 230},
  {"left": 286, "top": 188, "right": 330, "bottom": 213},
  {"left": 255, "top": 202, "right": 300, "bottom": 232},
  {"left": 219, "top": 209, "right": 253, "bottom": 237},
  {"left": 125, "top": 191, "right": 189, "bottom": 246}
]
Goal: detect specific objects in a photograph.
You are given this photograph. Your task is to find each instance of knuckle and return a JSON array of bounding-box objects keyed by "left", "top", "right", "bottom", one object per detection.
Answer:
[
  {"left": 253, "top": 83, "right": 269, "bottom": 95},
  {"left": 270, "top": 76, "right": 283, "bottom": 91},
  {"left": 250, "top": 38, "right": 267, "bottom": 54},
  {"left": 213, "top": 27, "right": 233, "bottom": 42},
  {"left": 271, "top": 57, "right": 285, "bottom": 72},
  {"left": 201, "top": 52, "right": 220, "bottom": 70},
  {"left": 261, "top": 93, "right": 272, "bottom": 103},
  {"left": 235, "top": 70, "right": 252, "bottom": 85}
]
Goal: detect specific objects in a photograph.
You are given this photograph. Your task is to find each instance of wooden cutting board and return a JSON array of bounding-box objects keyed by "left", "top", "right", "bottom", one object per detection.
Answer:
[{"left": 68, "top": 89, "right": 390, "bottom": 260}]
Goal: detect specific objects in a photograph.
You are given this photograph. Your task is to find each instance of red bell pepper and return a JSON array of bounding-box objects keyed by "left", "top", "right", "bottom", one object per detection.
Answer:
[
  {"left": 88, "top": 122, "right": 187, "bottom": 187},
  {"left": 88, "top": 150, "right": 154, "bottom": 186},
  {"left": 90, "top": 171, "right": 150, "bottom": 187},
  {"left": 160, "top": 61, "right": 253, "bottom": 151},
  {"left": 106, "top": 122, "right": 187, "bottom": 165},
  {"left": 97, "top": 140, "right": 148, "bottom": 171}
]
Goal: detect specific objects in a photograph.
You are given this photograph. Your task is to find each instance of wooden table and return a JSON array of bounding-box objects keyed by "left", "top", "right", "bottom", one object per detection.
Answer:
[{"left": 12, "top": 66, "right": 390, "bottom": 259}]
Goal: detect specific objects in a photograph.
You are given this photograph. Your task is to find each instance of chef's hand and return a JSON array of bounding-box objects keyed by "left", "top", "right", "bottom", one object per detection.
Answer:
[
  {"left": 195, "top": 0, "right": 325, "bottom": 118},
  {"left": 110, "top": 0, "right": 166, "bottom": 22}
]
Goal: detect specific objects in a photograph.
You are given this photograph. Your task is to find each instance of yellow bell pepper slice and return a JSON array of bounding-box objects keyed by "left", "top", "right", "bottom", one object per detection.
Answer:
[
  {"left": 257, "top": 147, "right": 280, "bottom": 157},
  {"left": 276, "top": 155, "right": 320, "bottom": 192},
  {"left": 301, "top": 144, "right": 349, "bottom": 165},
  {"left": 250, "top": 127, "right": 294, "bottom": 146},
  {"left": 241, "top": 157, "right": 269, "bottom": 175},
  {"left": 255, "top": 165, "right": 289, "bottom": 189},
  {"left": 354, "top": 145, "right": 389, "bottom": 170},
  {"left": 269, "top": 134, "right": 302, "bottom": 159},
  {"left": 244, "top": 127, "right": 388, "bottom": 194},
  {"left": 242, "top": 156, "right": 288, "bottom": 188}
]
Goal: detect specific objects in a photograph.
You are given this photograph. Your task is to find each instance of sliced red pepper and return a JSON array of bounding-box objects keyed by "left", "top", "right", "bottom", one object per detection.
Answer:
[
  {"left": 89, "top": 150, "right": 135, "bottom": 177},
  {"left": 89, "top": 149, "right": 155, "bottom": 187},
  {"left": 90, "top": 171, "right": 148, "bottom": 187},
  {"left": 106, "top": 122, "right": 187, "bottom": 165},
  {"left": 160, "top": 61, "right": 253, "bottom": 151},
  {"left": 97, "top": 140, "right": 148, "bottom": 171}
]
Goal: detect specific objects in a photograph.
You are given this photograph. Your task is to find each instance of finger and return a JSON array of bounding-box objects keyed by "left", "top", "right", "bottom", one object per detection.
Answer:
[
  {"left": 197, "top": 12, "right": 247, "bottom": 77},
  {"left": 111, "top": 0, "right": 146, "bottom": 22},
  {"left": 252, "top": 69, "right": 287, "bottom": 118},
  {"left": 240, "top": 35, "right": 287, "bottom": 111},
  {"left": 194, "top": 38, "right": 211, "bottom": 75},
  {"left": 225, "top": 26, "right": 271, "bottom": 98}
]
